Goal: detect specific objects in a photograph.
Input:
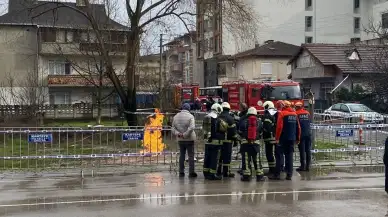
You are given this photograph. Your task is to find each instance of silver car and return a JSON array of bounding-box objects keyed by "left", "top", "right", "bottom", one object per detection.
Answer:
[{"left": 324, "top": 103, "right": 384, "bottom": 123}]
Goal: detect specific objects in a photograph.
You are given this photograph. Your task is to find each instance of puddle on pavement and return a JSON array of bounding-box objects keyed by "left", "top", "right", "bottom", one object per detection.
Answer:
[
  {"left": 54, "top": 179, "right": 87, "bottom": 190},
  {"left": 0, "top": 189, "right": 386, "bottom": 216}
]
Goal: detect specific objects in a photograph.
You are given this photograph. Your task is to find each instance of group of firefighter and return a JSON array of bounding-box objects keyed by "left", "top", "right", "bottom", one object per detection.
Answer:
[{"left": 202, "top": 100, "right": 311, "bottom": 181}]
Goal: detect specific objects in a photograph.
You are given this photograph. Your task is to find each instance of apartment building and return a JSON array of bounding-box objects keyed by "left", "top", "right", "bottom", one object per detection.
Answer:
[
  {"left": 196, "top": 0, "right": 388, "bottom": 86},
  {"left": 163, "top": 31, "right": 203, "bottom": 86},
  {"left": 0, "top": 0, "right": 159, "bottom": 105}
]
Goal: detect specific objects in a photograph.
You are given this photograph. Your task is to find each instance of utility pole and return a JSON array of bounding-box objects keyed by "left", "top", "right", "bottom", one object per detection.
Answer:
[
  {"left": 159, "top": 34, "right": 163, "bottom": 92},
  {"left": 159, "top": 33, "right": 163, "bottom": 110}
]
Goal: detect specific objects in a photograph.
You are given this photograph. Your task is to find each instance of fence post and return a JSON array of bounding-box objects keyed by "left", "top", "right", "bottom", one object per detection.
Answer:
[
  {"left": 359, "top": 114, "right": 364, "bottom": 146},
  {"left": 73, "top": 104, "right": 76, "bottom": 119},
  {"left": 54, "top": 105, "right": 58, "bottom": 119}
]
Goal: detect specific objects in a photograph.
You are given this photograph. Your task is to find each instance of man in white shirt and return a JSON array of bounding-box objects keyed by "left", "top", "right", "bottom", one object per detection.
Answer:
[{"left": 172, "top": 103, "right": 197, "bottom": 178}]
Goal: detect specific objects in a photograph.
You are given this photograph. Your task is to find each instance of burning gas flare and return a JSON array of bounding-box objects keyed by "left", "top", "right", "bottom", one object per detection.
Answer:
[{"left": 141, "top": 109, "right": 166, "bottom": 154}]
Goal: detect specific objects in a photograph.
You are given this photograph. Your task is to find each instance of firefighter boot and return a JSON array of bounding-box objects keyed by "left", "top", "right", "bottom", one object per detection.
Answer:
[
  {"left": 256, "top": 175, "right": 265, "bottom": 182},
  {"left": 208, "top": 174, "right": 222, "bottom": 180},
  {"left": 241, "top": 175, "right": 251, "bottom": 182}
]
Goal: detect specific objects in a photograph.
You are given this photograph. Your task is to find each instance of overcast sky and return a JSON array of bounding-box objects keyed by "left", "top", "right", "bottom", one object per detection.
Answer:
[{"left": 0, "top": 0, "right": 191, "bottom": 54}]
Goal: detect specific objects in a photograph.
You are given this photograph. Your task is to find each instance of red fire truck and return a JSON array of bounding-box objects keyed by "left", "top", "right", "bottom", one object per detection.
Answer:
[
  {"left": 200, "top": 80, "right": 303, "bottom": 112},
  {"left": 222, "top": 80, "right": 303, "bottom": 112},
  {"left": 168, "top": 83, "right": 200, "bottom": 109}
]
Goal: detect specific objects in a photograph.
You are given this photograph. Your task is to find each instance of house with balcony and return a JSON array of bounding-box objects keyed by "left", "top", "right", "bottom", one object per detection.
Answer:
[
  {"left": 218, "top": 41, "right": 300, "bottom": 84},
  {"left": 0, "top": 0, "right": 136, "bottom": 105},
  {"left": 164, "top": 31, "right": 203, "bottom": 86},
  {"left": 288, "top": 43, "right": 387, "bottom": 103}
]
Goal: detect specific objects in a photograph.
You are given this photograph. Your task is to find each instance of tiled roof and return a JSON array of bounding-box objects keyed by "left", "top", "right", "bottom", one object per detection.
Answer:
[
  {"left": 234, "top": 41, "right": 300, "bottom": 58},
  {"left": 292, "top": 43, "right": 388, "bottom": 74},
  {"left": 0, "top": 0, "right": 127, "bottom": 30}
]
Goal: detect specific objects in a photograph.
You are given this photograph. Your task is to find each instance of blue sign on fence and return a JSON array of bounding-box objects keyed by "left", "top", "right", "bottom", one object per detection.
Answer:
[
  {"left": 336, "top": 129, "right": 354, "bottom": 137},
  {"left": 122, "top": 132, "right": 144, "bottom": 141},
  {"left": 28, "top": 134, "right": 53, "bottom": 143}
]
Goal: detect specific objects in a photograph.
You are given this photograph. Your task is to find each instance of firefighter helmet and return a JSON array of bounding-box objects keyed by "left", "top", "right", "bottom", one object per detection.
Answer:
[
  {"left": 221, "top": 102, "right": 231, "bottom": 109},
  {"left": 283, "top": 100, "right": 292, "bottom": 107},
  {"left": 211, "top": 103, "right": 223, "bottom": 114},
  {"left": 276, "top": 100, "right": 285, "bottom": 109},
  {"left": 247, "top": 107, "right": 258, "bottom": 116},
  {"left": 263, "top": 101, "right": 275, "bottom": 109},
  {"left": 295, "top": 102, "right": 303, "bottom": 108}
]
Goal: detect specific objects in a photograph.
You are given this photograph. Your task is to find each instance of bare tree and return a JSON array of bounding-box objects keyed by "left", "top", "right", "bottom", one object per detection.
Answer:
[
  {"left": 0, "top": 69, "right": 48, "bottom": 120},
  {"left": 29, "top": 0, "right": 259, "bottom": 125}
]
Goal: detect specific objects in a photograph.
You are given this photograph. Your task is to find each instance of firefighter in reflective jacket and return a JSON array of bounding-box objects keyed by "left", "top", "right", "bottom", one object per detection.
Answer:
[
  {"left": 239, "top": 107, "right": 265, "bottom": 182},
  {"left": 274, "top": 100, "right": 301, "bottom": 180},
  {"left": 262, "top": 101, "right": 277, "bottom": 175},
  {"left": 295, "top": 102, "right": 312, "bottom": 172},
  {"left": 217, "top": 102, "right": 239, "bottom": 178},
  {"left": 202, "top": 103, "right": 224, "bottom": 180}
]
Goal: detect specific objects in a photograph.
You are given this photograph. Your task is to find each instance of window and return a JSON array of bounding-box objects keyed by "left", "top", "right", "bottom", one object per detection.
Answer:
[
  {"left": 41, "top": 28, "right": 56, "bottom": 42},
  {"left": 382, "top": 13, "right": 388, "bottom": 29},
  {"left": 354, "top": 17, "right": 360, "bottom": 33},
  {"left": 348, "top": 104, "right": 373, "bottom": 112},
  {"left": 49, "top": 60, "right": 71, "bottom": 75},
  {"left": 319, "top": 82, "right": 334, "bottom": 99},
  {"left": 305, "top": 0, "right": 312, "bottom": 10},
  {"left": 204, "top": 18, "right": 212, "bottom": 31},
  {"left": 305, "top": 16, "right": 313, "bottom": 31},
  {"left": 185, "top": 51, "right": 190, "bottom": 63},
  {"left": 340, "top": 105, "right": 350, "bottom": 113},
  {"left": 350, "top": 37, "right": 361, "bottom": 44},
  {"left": 261, "top": 63, "right": 273, "bottom": 75},
  {"left": 56, "top": 31, "right": 66, "bottom": 43},
  {"left": 332, "top": 104, "right": 342, "bottom": 111},
  {"left": 50, "top": 92, "right": 70, "bottom": 105},
  {"left": 66, "top": 31, "right": 74, "bottom": 42},
  {"left": 185, "top": 68, "right": 190, "bottom": 83},
  {"left": 354, "top": 0, "right": 360, "bottom": 10},
  {"left": 208, "top": 37, "right": 213, "bottom": 51},
  {"left": 267, "top": 86, "right": 302, "bottom": 100},
  {"left": 252, "top": 88, "right": 259, "bottom": 97},
  {"left": 305, "top": 36, "right": 313, "bottom": 43}
]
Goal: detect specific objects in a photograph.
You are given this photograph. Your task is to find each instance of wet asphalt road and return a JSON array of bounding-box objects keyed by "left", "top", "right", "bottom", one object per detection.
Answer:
[{"left": 0, "top": 167, "right": 387, "bottom": 217}]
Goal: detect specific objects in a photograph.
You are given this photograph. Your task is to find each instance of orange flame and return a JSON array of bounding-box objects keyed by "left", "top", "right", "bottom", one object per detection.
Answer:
[{"left": 141, "top": 109, "right": 166, "bottom": 154}]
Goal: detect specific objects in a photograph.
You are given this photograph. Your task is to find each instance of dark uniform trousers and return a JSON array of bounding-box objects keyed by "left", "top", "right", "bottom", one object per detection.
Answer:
[
  {"left": 203, "top": 141, "right": 222, "bottom": 178},
  {"left": 264, "top": 140, "right": 276, "bottom": 173},
  {"left": 217, "top": 141, "right": 233, "bottom": 176},
  {"left": 298, "top": 136, "right": 311, "bottom": 170},
  {"left": 385, "top": 165, "right": 388, "bottom": 194},
  {"left": 275, "top": 140, "right": 294, "bottom": 177},
  {"left": 241, "top": 141, "right": 264, "bottom": 178}
]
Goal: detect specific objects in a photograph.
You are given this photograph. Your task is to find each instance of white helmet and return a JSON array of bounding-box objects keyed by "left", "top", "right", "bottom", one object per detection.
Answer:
[
  {"left": 263, "top": 101, "right": 275, "bottom": 109},
  {"left": 211, "top": 103, "right": 223, "bottom": 114},
  {"left": 221, "top": 102, "right": 231, "bottom": 109},
  {"left": 247, "top": 107, "right": 257, "bottom": 115}
]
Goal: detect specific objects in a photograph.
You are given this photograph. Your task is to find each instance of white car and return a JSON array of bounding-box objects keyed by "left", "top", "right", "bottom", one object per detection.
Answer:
[{"left": 324, "top": 103, "right": 384, "bottom": 123}]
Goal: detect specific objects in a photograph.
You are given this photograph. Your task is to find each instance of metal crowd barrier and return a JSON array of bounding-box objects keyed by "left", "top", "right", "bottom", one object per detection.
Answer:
[{"left": 0, "top": 122, "right": 386, "bottom": 172}]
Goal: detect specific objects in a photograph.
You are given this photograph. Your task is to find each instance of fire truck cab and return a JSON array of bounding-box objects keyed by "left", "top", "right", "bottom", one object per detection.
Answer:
[
  {"left": 222, "top": 80, "right": 303, "bottom": 112},
  {"left": 170, "top": 83, "right": 200, "bottom": 109}
]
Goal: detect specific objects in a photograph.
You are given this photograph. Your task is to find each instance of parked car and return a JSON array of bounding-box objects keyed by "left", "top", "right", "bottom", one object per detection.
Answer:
[{"left": 324, "top": 103, "right": 384, "bottom": 123}]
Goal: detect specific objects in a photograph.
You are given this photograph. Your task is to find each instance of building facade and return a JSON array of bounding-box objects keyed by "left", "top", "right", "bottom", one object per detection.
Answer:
[
  {"left": 196, "top": 0, "right": 388, "bottom": 64},
  {"left": 0, "top": 0, "right": 158, "bottom": 106},
  {"left": 164, "top": 32, "right": 203, "bottom": 86},
  {"left": 288, "top": 43, "right": 385, "bottom": 103},
  {"left": 219, "top": 41, "right": 300, "bottom": 84}
]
